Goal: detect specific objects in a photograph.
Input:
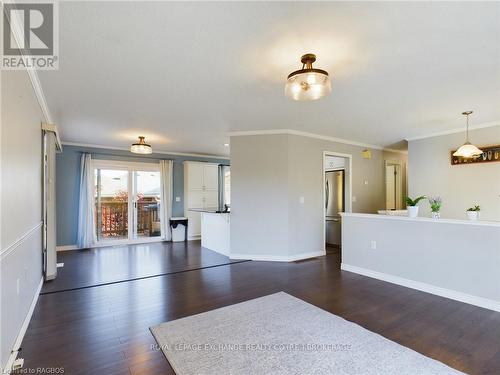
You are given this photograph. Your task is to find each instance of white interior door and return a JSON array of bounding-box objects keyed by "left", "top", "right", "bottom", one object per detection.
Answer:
[
  {"left": 386, "top": 165, "right": 396, "bottom": 210},
  {"left": 43, "top": 131, "right": 57, "bottom": 280},
  {"left": 385, "top": 163, "right": 402, "bottom": 210}
]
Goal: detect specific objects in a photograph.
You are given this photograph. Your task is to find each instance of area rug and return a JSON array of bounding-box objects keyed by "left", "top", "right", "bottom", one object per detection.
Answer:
[{"left": 150, "top": 292, "right": 463, "bottom": 374}]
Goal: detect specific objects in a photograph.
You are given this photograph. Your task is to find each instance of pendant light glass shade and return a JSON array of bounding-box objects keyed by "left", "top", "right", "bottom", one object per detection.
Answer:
[
  {"left": 452, "top": 111, "right": 483, "bottom": 158},
  {"left": 285, "top": 54, "right": 331, "bottom": 101},
  {"left": 453, "top": 142, "right": 483, "bottom": 158},
  {"left": 130, "top": 136, "right": 152, "bottom": 154}
]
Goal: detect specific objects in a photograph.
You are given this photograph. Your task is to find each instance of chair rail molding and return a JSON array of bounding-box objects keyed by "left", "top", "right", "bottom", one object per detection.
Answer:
[{"left": 0, "top": 221, "right": 43, "bottom": 261}]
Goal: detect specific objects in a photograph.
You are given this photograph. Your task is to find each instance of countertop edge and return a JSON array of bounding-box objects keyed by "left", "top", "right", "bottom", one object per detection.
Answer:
[{"left": 341, "top": 212, "right": 500, "bottom": 227}]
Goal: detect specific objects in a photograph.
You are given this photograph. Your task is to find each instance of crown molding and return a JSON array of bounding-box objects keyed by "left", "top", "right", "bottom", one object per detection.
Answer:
[
  {"left": 61, "top": 141, "right": 230, "bottom": 160},
  {"left": 405, "top": 121, "right": 500, "bottom": 142},
  {"left": 228, "top": 129, "right": 408, "bottom": 154}
]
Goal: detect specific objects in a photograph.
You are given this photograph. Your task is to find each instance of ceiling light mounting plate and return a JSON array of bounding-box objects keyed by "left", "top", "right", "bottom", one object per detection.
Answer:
[{"left": 287, "top": 53, "right": 329, "bottom": 79}]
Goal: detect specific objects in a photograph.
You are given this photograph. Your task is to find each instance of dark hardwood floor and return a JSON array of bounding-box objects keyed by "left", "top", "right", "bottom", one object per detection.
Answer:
[
  {"left": 18, "top": 244, "right": 500, "bottom": 375},
  {"left": 42, "top": 240, "right": 243, "bottom": 293}
]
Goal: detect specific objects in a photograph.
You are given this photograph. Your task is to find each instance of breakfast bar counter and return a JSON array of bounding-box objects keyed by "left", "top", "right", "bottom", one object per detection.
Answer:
[
  {"left": 340, "top": 213, "right": 500, "bottom": 312},
  {"left": 200, "top": 211, "right": 230, "bottom": 256}
]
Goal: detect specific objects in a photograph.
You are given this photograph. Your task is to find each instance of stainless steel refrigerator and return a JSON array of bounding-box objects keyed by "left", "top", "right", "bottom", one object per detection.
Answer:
[{"left": 325, "top": 170, "right": 345, "bottom": 246}]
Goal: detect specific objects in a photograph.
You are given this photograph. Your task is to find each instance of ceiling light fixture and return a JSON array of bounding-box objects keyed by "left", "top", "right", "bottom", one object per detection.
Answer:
[
  {"left": 130, "top": 136, "right": 152, "bottom": 154},
  {"left": 285, "top": 53, "right": 331, "bottom": 101},
  {"left": 452, "top": 111, "right": 483, "bottom": 158},
  {"left": 223, "top": 143, "right": 229, "bottom": 147}
]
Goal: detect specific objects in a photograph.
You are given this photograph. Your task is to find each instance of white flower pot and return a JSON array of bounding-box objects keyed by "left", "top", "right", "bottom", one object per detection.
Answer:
[
  {"left": 466, "top": 211, "right": 480, "bottom": 221},
  {"left": 407, "top": 206, "right": 419, "bottom": 218}
]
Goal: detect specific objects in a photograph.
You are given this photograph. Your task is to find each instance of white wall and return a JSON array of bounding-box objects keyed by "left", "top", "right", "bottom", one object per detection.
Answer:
[
  {"left": 230, "top": 135, "right": 291, "bottom": 259},
  {"left": 341, "top": 213, "right": 500, "bottom": 311},
  {"left": 1, "top": 69, "right": 44, "bottom": 370},
  {"left": 230, "top": 133, "right": 407, "bottom": 260},
  {"left": 409, "top": 126, "right": 500, "bottom": 221}
]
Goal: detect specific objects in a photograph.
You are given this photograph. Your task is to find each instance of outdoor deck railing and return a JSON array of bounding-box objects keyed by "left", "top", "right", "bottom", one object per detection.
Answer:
[{"left": 96, "top": 199, "right": 160, "bottom": 239}]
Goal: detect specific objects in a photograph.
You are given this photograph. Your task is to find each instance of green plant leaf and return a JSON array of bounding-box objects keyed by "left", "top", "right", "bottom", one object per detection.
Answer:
[{"left": 406, "top": 195, "right": 426, "bottom": 206}]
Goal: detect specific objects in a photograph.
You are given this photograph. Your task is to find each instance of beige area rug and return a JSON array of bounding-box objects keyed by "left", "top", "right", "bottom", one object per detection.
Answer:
[{"left": 150, "top": 292, "right": 463, "bottom": 374}]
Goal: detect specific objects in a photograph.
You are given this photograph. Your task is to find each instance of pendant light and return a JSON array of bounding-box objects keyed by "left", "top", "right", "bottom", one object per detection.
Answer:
[
  {"left": 285, "top": 54, "right": 331, "bottom": 101},
  {"left": 130, "top": 136, "right": 152, "bottom": 154},
  {"left": 452, "top": 111, "right": 483, "bottom": 158}
]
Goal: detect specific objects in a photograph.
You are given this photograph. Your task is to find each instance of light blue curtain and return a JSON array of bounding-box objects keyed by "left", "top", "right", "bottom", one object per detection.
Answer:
[
  {"left": 159, "top": 160, "right": 173, "bottom": 241},
  {"left": 76, "top": 153, "right": 96, "bottom": 248}
]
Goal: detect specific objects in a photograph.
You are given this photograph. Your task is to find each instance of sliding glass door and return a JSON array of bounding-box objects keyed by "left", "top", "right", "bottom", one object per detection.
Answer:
[
  {"left": 93, "top": 161, "right": 161, "bottom": 244},
  {"left": 95, "top": 168, "right": 129, "bottom": 241},
  {"left": 134, "top": 171, "right": 161, "bottom": 239}
]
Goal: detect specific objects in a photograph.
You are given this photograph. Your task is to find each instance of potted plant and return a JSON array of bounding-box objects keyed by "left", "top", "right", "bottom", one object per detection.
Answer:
[
  {"left": 405, "top": 196, "right": 426, "bottom": 218},
  {"left": 428, "top": 197, "right": 442, "bottom": 219},
  {"left": 466, "top": 205, "right": 481, "bottom": 221}
]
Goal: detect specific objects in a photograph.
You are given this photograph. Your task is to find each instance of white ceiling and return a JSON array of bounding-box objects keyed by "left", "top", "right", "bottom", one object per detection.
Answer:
[{"left": 39, "top": 1, "right": 500, "bottom": 156}]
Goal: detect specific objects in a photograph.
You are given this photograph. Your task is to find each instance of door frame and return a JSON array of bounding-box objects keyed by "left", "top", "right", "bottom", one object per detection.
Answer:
[
  {"left": 384, "top": 160, "right": 404, "bottom": 210},
  {"left": 91, "top": 159, "right": 162, "bottom": 246},
  {"left": 322, "top": 151, "right": 353, "bottom": 253}
]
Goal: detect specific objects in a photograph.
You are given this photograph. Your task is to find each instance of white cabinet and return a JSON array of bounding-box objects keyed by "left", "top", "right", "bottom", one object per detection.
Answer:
[
  {"left": 184, "top": 162, "right": 219, "bottom": 239},
  {"left": 203, "top": 164, "right": 219, "bottom": 190},
  {"left": 204, "top": 190, "right": 218, "bottom": 208},
  {"left": 187, "top": 163, "right": 204, "bottom": 190}
]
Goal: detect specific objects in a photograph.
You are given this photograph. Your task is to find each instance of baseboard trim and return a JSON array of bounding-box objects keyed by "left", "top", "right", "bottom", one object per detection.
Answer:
[
  {"left": 56, "top": 245, "right": 79, "bottom": 252},
  {"left": 341, "top": 264, "right": 500, "bottom": 312},
  {"left": 3, "top": 277, "right": 43, "bottom": 374},
  {"left": 230, "top": 251, "right": 325, "bottom": 262},
  {"left": 57, "top": 239, "right": 168, "bottom": 252}
]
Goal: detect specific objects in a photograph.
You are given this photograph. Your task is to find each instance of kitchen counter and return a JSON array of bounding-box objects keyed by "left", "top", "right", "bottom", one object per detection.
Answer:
[
  {"left": 200, "top": 212, "right": 230, "bottom": 256},
  {"left": 342, "top": 212, "right": 500, "bottom": 227},
  {"left": 189, "top": 208, "right": 230, "bottom": 214},
  {"left": 341, "top": 213, "right": 500, "bottom": 312}
]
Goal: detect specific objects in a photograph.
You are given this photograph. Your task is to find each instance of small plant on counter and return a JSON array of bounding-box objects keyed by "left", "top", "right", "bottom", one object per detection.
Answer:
[
  {"left": 405, "top": 196, "right": 426, "bottom": 218},
  {"left": 428, "top": 197, "right": 442, "bottom": 212},
  {"left": 466, "top": 205, "right": 481, "bottom": 221},
  {"left": 405, "top": 196, "right": 426, "bottom": 206},
  {"left": 428, "top": 196, "right": 442, "bottom": 219}
]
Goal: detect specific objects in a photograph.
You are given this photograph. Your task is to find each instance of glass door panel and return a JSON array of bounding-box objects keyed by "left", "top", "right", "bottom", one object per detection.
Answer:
[
  {"left": 95, "top": 169, "right": 129, "bottom": 242},
  {"left": 134, "top": 171, "right": 161, "bottom": 239}
]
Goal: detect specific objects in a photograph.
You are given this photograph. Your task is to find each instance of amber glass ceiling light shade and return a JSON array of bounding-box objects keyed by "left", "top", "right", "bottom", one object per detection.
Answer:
[
  {"left": 130, "top": 136, "right": 152, "bottom": 154},
  {"left": 285, "top": 54, "right": 331, "bottom": 101},
  {"left": 452, "top": 111, "right": 483, "bottom": 158}
]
